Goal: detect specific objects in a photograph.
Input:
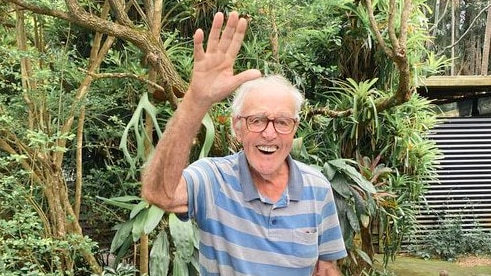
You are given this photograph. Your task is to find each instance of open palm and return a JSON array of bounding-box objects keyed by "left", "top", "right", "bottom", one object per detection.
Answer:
[{"left": 188, "top": 12, "right": 261, "bottom": 106}]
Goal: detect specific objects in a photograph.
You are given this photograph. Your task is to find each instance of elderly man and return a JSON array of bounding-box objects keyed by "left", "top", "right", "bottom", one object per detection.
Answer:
[{"left": 142, "top": 11, "right": 347, "bottom": 276}]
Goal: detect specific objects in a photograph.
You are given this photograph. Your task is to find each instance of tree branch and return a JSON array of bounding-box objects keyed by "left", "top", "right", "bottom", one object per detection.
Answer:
[
  {"left": 62, "top": 0, "right": 186, "bottom": 101},
  {"left": 4, "top": 0, "right": 187, "bottom": 103},
  {"left": 387, "top": 0, "right": 400, "bottom": 53},
  {"left": 3, "top": 0, "right": 72, "bottom": 21},
  {"left": 108, "top": 0, "right": 134, "bottom": 27},
  {"left": 444, "top": 2, "right": 491, "bottom": 50},
  {"left": 399, "top": 0, "right": 412, "bottom": 53},
  {"left": 306, "top": 107, "right": 353, "bottom": 118},
  {"left": 81, "top": 70, "right": 167, "bottom": 93},
  {"left": 0, "top": 134, "right": 46, "bottom": 185},
  {"left": 365, "top": 0, "right": 393, "bottom": 58},
  {"left": 130, "top": 0, "right": 149, "bottom": 27},
  {"left": 367, "top": 0, "right": 412, "bottom": 110}
]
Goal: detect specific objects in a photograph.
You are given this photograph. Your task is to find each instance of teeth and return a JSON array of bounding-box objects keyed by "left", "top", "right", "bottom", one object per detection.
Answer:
[{"left": 257, "top": 145, "right": 277, "bottom": 152}]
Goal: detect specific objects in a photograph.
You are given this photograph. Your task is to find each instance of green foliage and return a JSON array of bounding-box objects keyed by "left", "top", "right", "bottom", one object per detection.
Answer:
[
  {"left": 379, "top": 94, "right": 441, "bottom": 201},
  {"left": 96, "top": 263, "right": 140, "bottom": 276},
  {"left": 332, "top": 78, "right": 385, "bottom": 144},
  {"left": 119, "top": 92, "right": 162, "bottom": 177},
  {"left": 149, "top": 231, "right": 170, "bottom": 276},
  {"left": 235, "top": 0, "right": 349, "bottom": 93},
  {"left": 99, "top": 196, "right": 199, "bottom": 276},
  {"left": 410, "top": 217, "right": 491, "bottom": 261},
  {"left": 119, "top": 92, "right": 216, "bottom": 180},
  {"left": 297, "top": 74, "right": 441, "bottom": 274},
  {"left": 345, "top": 0, "right": 438, "bottom": 86},
  {"left": 364, "top": 94, "right": 441, "bottom": 267},
  {"left": 291, "top": 142, "right": 379, "bottom": 269},
  {"left": 0, "top": 0, "right": 449, "bottom": 275},
  {"left": 0, "top": 161, "right": 97, "bottom": 275}
]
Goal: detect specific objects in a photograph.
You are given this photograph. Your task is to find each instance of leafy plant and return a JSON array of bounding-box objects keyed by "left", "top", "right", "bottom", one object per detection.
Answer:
[
  {"left": 98, "top": 196, "right": 199, "bottom": 276},
  {"left": 412, "top": 217, "right": 491, "bottom": 261},
  {"left": 0, "top": 0, "right": 449, "bottom": 275},
  {"left": 0, "top": 162, "right": 97, "bottom": 275},
  {"left": 291, "top": 140, "right": 382, "bottom": 272},
  {"left": 296, "top": 73, "right": 441, "bottom": 275},
  {"left": 96, "top": 263, "right": 139, "bottom": 276}
]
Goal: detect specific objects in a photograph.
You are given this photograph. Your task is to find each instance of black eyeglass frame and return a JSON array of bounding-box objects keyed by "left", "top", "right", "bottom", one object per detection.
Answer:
[{"left": 236, "top": 115, "right": 298, "bottom": 134}]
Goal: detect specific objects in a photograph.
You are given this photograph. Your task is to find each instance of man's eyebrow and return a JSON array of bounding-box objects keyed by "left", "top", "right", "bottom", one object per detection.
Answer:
[
  {"left": 245, "top": 112, "right": 294, "bottom": 118},
  {"left": 275, "top": 112, "right": 295, "bottom": 117}
]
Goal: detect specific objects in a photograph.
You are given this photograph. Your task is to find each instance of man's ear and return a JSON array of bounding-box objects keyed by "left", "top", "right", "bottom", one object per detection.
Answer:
[{"left": 232, "top": 117, "right": 243, "bottom": 142}]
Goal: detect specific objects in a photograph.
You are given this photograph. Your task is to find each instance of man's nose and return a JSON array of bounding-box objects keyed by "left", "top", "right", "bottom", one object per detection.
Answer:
[{"left": 261, "top": 121, "right": 277, "bottom": 138}]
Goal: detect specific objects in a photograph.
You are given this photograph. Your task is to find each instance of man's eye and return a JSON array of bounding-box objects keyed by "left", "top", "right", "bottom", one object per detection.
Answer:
[
  {"left": 276, "top": 118, "right": 290, "bottom": 126},
  {"left": 249, "top": 116, "right": 266, "bottom": 125},
  {"left": 249, "top": 116, "right": 264, "bottom": 124}
]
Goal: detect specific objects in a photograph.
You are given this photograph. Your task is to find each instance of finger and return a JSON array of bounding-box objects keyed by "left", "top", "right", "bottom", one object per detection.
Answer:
[
  {"left": 217, "top": 11, "right": 240, "bottom": 53},
  {"left": 226, "top": 17, "right": 248, "bottom": 58},
  {"left": 231, "top": 69, "right": 262, "bottom": 89},
  {"left": 206, "top": 12, "right": 225, "bottom": 53},
  {"left": 193, "top": 29, "right": 205, "bottom": 61}
]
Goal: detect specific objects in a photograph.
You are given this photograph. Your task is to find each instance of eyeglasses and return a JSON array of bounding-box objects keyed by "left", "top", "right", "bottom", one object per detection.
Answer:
[{"left": 237, "top": 115, "right": 298, "bottom": 134}]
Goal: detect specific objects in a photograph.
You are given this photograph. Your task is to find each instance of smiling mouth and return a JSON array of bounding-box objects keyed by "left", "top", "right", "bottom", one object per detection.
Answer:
[{"left": 257, "top": 145, "right": 278, "bottom": 154}]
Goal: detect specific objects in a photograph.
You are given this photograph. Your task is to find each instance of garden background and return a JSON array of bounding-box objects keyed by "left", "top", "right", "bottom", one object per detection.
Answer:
[{"left": 1, "top": 0, "right": 491, "bottom": 275}]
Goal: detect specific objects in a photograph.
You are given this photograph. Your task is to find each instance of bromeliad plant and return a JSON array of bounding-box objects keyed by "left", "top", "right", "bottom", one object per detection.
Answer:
[{"left": 295, "top": 73, "right": 441, "bottom": 275}]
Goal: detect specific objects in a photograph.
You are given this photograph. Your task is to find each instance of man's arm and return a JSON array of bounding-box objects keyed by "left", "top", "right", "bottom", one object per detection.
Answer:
[
  {"left": 313, "top": 260, "right": 342, "bottom": 276},
  {"left": 141, "top": 12, "right": 261, "bottom": 213}
]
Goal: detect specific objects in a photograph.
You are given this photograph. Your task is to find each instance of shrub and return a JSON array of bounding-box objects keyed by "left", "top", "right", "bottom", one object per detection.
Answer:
[
  {"left": 415, "top": 217, "right": 491, "bottom": 261},
  {"left": 0, "top": 162, "right": 97, "bottom": 275}
]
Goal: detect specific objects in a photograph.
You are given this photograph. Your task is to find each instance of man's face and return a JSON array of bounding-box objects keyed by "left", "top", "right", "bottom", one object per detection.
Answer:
[{"left": 233, "top": 84, "right": 298, "bottom": 178}]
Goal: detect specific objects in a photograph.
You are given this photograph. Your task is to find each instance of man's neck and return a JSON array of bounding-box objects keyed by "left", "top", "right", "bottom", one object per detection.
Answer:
[{"left": 250, "top": 163, "right": 289, "bottom": 203}]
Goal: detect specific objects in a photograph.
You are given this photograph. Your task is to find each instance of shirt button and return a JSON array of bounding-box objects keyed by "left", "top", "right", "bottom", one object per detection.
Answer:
[{"left": 271, "top": 219, "right": 277, "bottom": 225}]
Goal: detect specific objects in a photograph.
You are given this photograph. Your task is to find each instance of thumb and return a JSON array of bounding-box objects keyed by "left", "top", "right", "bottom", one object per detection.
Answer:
[{"left": 232, "top": 69, "right": 262, "bottom": 89}]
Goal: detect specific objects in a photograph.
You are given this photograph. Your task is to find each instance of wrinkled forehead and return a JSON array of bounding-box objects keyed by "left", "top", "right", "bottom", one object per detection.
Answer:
[{"left": 241, "top": 85, "right": 297, "bottom": 116}]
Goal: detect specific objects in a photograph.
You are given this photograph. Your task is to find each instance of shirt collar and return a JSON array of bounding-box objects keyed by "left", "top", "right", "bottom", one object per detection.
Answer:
[{"left": 238, "top": 151, "right": 303, "bottom": 202}]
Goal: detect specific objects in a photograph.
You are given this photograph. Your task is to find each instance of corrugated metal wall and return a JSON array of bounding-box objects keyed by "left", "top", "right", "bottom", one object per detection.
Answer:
[{"left": 412, "top": 117, "right": 491, "bottom": 242}]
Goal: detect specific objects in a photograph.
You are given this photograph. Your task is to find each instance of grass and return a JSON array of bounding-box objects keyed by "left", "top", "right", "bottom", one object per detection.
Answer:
[{"left": 374, "top": 254, "right": 491, "bottom": 276}]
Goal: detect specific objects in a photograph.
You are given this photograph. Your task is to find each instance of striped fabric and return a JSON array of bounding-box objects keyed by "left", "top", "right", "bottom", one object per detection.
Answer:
[{"left": 182, "top": 151, "right": 347, "bottom": 276}]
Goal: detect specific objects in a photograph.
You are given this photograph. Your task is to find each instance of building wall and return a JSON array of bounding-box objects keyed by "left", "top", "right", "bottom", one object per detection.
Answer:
[{"left": 410, "top": 117, "right": 491, "bottom": 245}]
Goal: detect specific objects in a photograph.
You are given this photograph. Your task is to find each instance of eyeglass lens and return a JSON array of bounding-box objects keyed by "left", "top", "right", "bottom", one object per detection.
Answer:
[{"left": 245, "top": 115, "right": 295, "bottom": 134}]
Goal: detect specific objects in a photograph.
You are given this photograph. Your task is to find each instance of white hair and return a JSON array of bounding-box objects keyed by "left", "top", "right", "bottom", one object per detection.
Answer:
[{"left": 230, "top": 75, "right": 304, "bottom": 119}]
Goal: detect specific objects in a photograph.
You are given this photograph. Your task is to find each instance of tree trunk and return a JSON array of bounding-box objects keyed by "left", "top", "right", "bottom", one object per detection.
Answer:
[
  {"left": 7, "top": 1, "right": 123, "bottom": 273},
  {"left": 481, "top": 1, "right": 491, "bottom": 75},
  {"left": 451, "top": 0, "right": 456, "bottom": 75}
]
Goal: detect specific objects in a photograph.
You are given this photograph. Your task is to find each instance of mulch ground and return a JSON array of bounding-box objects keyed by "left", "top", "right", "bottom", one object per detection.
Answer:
[{"left": 456, "top": 256, "right": 491, "bottom": 267}]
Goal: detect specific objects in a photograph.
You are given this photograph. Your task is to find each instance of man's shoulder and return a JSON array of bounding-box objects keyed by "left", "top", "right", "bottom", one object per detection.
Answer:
[
  {"left": 291, "top": 159, "right": 332, "bottom": 187},
  {"left": 189, "top": 152, "right": 240, "bottom": 169},
  {"left": 292, "top": 159, "right": 325, "bottom": 178}
]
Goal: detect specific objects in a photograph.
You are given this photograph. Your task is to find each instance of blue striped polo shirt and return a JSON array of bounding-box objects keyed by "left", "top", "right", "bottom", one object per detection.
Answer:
[{"left": 182, "top": 151, "right": 347, "bottom": 276}]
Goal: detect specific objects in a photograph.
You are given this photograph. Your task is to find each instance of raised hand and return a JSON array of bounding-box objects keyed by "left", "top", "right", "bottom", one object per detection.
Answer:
[
  {"left": 142, "top": 12, "right": 261, "bottom": 214},
  {"left": 187, "top": 11, "right": 261, "bottom": 106}
]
